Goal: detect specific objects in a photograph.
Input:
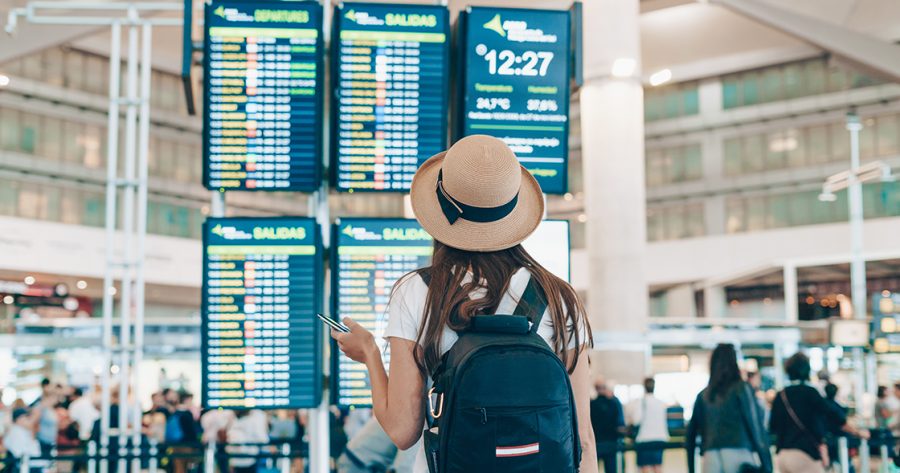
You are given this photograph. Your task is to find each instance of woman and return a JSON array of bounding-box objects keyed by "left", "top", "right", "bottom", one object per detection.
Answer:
[
  {"left": 628, "top": 377, "right": 670, "bottom": 473},
  {"left": 686, "top": 344, "right": 772, "bottom": 473},
  {"left": 333, "top": 135, "right": 598, "bottom": 473},
  {"left": 769, "top": 353, "right": 867, "bottom": 473}
]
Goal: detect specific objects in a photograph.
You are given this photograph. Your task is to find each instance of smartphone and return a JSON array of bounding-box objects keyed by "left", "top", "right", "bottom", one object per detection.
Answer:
[{"left": 317, "top": 313, "right": 350, "bottom": 333}]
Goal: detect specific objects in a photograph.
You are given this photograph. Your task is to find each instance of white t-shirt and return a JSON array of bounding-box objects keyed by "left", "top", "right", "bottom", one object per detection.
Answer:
[
  {"left": 625, "top": 395, "right": 670, "bottom": 443},
  {"left": 68, "top": 396, "right": 99, "bottom": 441},
  {"left": 383, "top": 267, "right": 587, "bottom": 473}
]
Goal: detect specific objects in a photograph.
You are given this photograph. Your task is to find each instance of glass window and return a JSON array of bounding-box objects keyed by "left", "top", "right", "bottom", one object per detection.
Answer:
[
  {"left": 157, "top": 139, "right": 176, "bottom": 179},
  {"left": 831, "top": 122, "right": 850, "bottom": 163},
  {"left": 827, "top": 66, "right": 849, "bottom": 92},
  {"left": 782, "top": 63, "right": 804, "bottom": 99},
  {"left": 807, "top": 124, "right": 830, "bottom": 164},
  {"left": 683, "top": 89, "right": 700, "bottom": 116},
  {"left": 41, "top": 116, "right": 63, "bottom": 161},
  {"left": 667, "top": 206, "right": 686, "bottom": 239},
  {"left": 743, "top": 135, "right": 766, "bottom": 173},
  {"left": 766, "top": 131, "right": 788, "bottom": 170},
  {"left": 646, "top": 209, "right": 663, "bottom": 242},
  {"left": 684, "top": 144, "right": 702, "bottom": 180},
  {"left": 723, "top": 138, "right": 742, "bottom": 175},
  {"left": 745, "top": 196, "right": 768, "bottom": 231},
  {"left": 876, "top": 114, "right": 900, "bottom": 157},
  {"left": 769, "top": 194, "right": 791, "bottom": 228},
  {"left": 884, "top": 182, "right": 900, "bottom": 217},
  {"left": 19, "top": 112, "right": 40, "bottom": 154},
  {"left": 59, "top": 188, "right": 81, "bottom": 225},
  {"left": 174, "top": 142, "right": 193, "bottom": 182},
  {"left": 859, "top": 117, "right": 877, "bottom": 160},
  {"left": 741, "top": 73, "right": 759, "bottom": 106},
  {"left": 788, "top": 192, "right": 814, "bottom": 227},
  {"left": 722, "top": 77, "right": 740, "bottom": 109},
  {"left": 22, "top": 53, "right": 44, "bottom": 81},
  {"left": 760, "top": 66, "right": 783, "bottom": 103},
  {"left": 725, "top": 197, "right": 745, "bottom": 233},
  {"left": 17, "top": 183, "right": 48, "bottom": 220},
  {"left": 64, "top": 49, "right": 85, "bottom": 91},
  {"left": 804, "top": 59, "right": 827, "bottom": 96},
  {"left": 685, "top": 204, "right": 705, "bottom": 237},
  {"left": 44, "top": 187, "right": 61, "bottom": 222},
  {"left": 82, "top": 192, "right": 105, "bottom": 227},
  {"left": 82, "top": 125, "right": 104, "bottom": 168},
  {"left": 863, "top": 183, "right": 883, "bottom": 219},
  {"left": 0, "top": 179, "right": 17, "bottom": 216},
  {"left": 62, "top": 120, "right": 83, "bottom": 164},
  {"left": 663, "top": 91, "right": 682, "bottom": 119},
  {"left": 786, "top": 128, "right": 806, "bottom": 167},
  {"left": 645, "top": 149, "right": 663, "bottom": 187},
  {"left": 43, "top": 48, "right": 65, "bottom": 87},
  {"left": 0, "top": 107, "right": 19, "bottom": 151}
]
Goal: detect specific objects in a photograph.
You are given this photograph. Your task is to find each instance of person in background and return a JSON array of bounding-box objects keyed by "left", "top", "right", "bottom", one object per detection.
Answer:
[
  {"left": 875, "top": 386, "right": 893, "bottom": 430},
  {"left": 4, "top": 408, "right": 42, "bottom": 472},
  {"left": 33, "top": 386, "right": 58, "bottom": 456},
  {"left": 227, "top": 410, "right": 269, "bottom": 473},
  {"left": 336, "top": 417, "right": 418, "bottom": 473},
  {"left": 591, "top": 376, "right": 624, "bottom": 473},
  {"left": 626, "top": 377, "right": 669, "bottom": 473},
  {"left": 687, "top": 344, "right": 772, "bottom": 473},
  {"left": 823, "top": 383, "right": 855, "bottom": 473},
  {"left": 169, "top": 392, "right": 200, "bottom": 473},
  {"left": 769, "top": 353, "right": 868, "bottom": 473},
  {"left": 68, "top": 387, "right": 99, "bottom": 442}
]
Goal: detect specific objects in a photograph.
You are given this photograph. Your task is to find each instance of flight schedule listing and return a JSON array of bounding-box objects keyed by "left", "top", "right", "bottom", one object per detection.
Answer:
[
  {"left": 461, "top": 7, "right": 571, "bottom": 194},
  {"left": 333, "top": 3, "right": 449, "bottom": 192},
  {"left": 204, "top": 1, "right": 323, "bottom": 192},
  {"left": 332, "top": 219, "right": 433, "bottom": 406},
  {"left": 202, "top": 217, "right": 322, "bottom": 409}
]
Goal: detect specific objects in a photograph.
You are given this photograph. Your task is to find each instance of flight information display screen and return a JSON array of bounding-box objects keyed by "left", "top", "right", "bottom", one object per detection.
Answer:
[
  {"left": 332, "top": 3, "right": 449, "bottom": 192},
  {"left": 460, "top": 7, "right": 571, "bottom": 194},
  {"left": 331, "top": 218, "right": 569, "bottom": 407},
  {"left": 203, "top": 1, "right": 323, "bottom": 192},
  {"left": 202, "top": 217, "right": 322, "bottom": 409}
]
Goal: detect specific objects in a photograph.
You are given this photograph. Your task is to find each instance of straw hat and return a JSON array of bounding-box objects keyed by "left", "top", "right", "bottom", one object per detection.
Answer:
[{"left": 409, "top": 135, "right": 544, "bottom": 252}]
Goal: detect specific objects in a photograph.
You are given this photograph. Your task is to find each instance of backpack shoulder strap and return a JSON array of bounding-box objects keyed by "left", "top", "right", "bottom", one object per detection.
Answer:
[{"left": 514, "top": 273, "right": 548, "bottom": 334}]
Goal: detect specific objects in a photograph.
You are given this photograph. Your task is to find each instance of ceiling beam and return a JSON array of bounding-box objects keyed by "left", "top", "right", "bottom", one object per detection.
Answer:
[{"left": 711, "top": 0, "right": 900, "bottom": 82}]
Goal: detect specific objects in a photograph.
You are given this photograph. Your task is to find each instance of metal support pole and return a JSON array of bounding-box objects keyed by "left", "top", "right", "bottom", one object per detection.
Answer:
[
  {"left": 19, "top": 455, "right": 28, "bottom": 473},
  {"left": 210, "top": 191, "right": 225, "bottom": 218},
  {"left": 838, "top": 436, "right": 850, "bottom": 473},
  {"left": 204, "top": 441, "right": 216, "bottom": 473},
  {"left": 880, "top": 444, "right": 889, "bottom": 473},
  {"left": 118, "top": 11, "right": 140, "bottom": 473},
  {"left": 860, "top": 437, "right": 871, "bottom": 473},
  {"left": 783, "top": 263, "right": 798, "bottom": 323},
  {"left": 100, "top": 20, "right": 122, "bottom": 473},
  {"left": 132, "top": 21, "right": 152, "bottom": 473},
  {"left": 773, "top": 342, "right": 786, "bottom": 390},
  {"left": 280, "top": 443, "right": 291, "bottom": 473},
  {"left": 88, "top": 440, "right": 97, "bottom": 473},
  {"left": 846, "top": 113, "right": 870, "bottom": 402}
]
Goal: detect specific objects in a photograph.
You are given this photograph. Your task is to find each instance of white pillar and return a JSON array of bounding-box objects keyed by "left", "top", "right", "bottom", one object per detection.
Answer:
[{"left": 581, "top": 0, "right": 648, "bottom": 383}]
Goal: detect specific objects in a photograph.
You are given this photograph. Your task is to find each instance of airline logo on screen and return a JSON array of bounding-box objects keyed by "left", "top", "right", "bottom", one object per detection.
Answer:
[
  {"left": 213, "top": 5, "right": 311, "bottom": 24},
  {"left": 342, "top": 224, "right": 432, "bottom": 242},
  {"left": 211, "top": 224, "right": 307, "bottom": 241},
  {"left": 482, "top": 13, "right": 559, "bottom": 43},
  {"left": 344, "top": 9, "right": 437, "bottom": 27}
]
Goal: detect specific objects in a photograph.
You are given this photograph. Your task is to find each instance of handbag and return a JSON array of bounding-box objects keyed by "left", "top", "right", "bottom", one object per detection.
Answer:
[{"left": 780, "top": 390, "right": 830, "bottom": 467}]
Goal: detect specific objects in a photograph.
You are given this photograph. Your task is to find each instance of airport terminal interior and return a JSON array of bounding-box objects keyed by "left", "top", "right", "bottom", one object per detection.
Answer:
[{"left": 1, "top": 0, "right": 900, "bottom": 471}]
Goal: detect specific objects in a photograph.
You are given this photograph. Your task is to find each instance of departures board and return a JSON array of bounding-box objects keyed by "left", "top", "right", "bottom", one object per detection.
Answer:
[
  {"left": 459, "top": 7, "right": 571, "bottom": 194},
  {"left": 332, "top": 3, "right": 450, "bottom": 192},
  {"left": 203, "top": 1, "right": 323, "bottom": 192},
  {"left": 332, "top": 218, "right": 570, "bottom": 407},
  {"left": 202, "top": 217, "right": 322, "bottom": 409}
]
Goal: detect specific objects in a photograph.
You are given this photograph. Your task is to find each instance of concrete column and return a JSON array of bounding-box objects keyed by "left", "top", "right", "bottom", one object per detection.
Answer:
[{"left": 581, "top": 0, "right": 648, "bottom": 383}]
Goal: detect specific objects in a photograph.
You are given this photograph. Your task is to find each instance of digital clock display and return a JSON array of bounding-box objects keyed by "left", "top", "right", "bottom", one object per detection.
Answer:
[{"left": 460, "top": 7, "right": 571, "bottom": 194}]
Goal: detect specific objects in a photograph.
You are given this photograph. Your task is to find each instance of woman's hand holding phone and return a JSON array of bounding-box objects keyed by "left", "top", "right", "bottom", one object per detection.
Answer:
[{"left": 331, "top": 317, "right": 379, "bottom": 364}]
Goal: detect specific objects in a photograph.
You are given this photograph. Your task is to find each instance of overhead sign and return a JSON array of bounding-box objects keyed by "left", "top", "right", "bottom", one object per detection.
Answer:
[
  {"left": 202, "top": 217, "right": 322, "bottom": 409},
  {"left": 332, "top": 3, "right": 450, "bottom": 192},
  {"left": 331, "top": 218, "right": 569, "bottom": 407},
  {"left": 203, "top": 1, "right": 323, "bottom": 192},
  {"left": 460, "top": 7, "right": 571, "bottom": 194}
]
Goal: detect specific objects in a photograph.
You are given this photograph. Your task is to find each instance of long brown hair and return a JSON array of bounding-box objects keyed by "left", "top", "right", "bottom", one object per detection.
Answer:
[{"left": 398, "top": 239, "right": 592, "bottom": 375}]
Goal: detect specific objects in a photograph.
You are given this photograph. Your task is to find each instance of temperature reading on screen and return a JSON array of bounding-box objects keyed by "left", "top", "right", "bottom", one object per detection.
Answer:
[{"left": 477, "top": 46, "right": 553, "bottom": 77}]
